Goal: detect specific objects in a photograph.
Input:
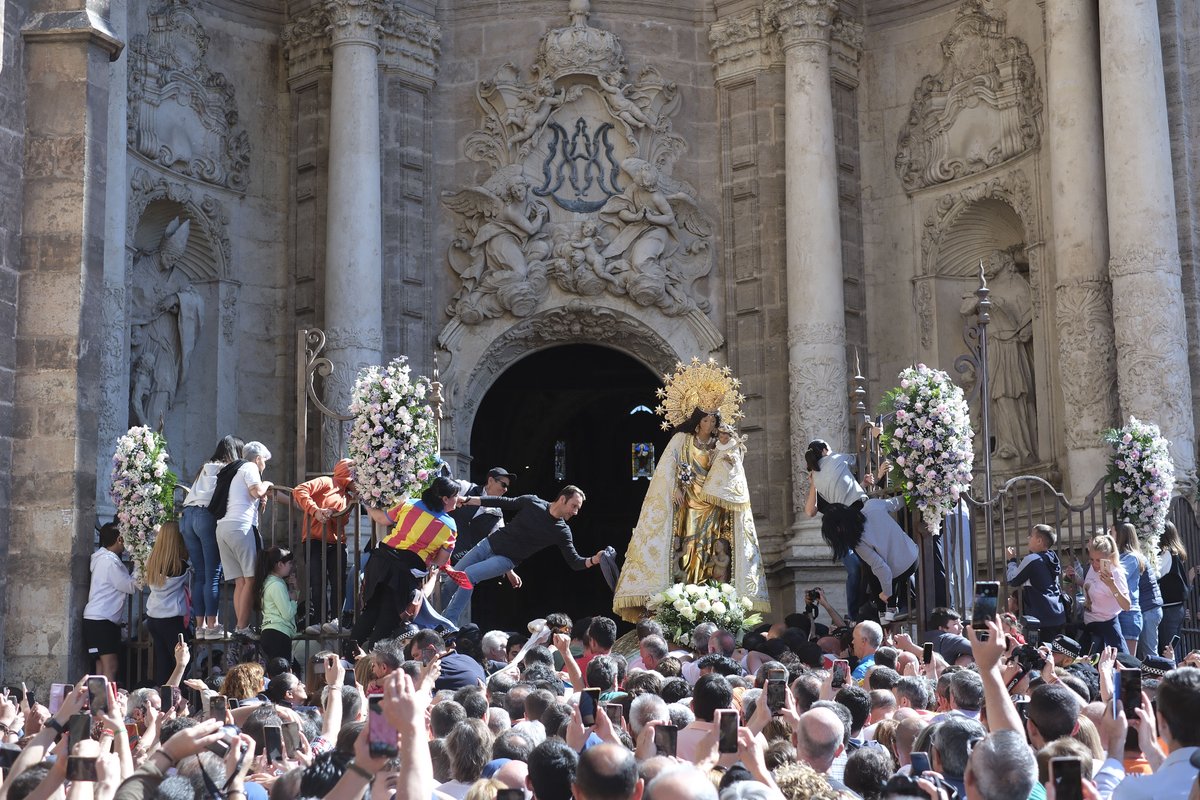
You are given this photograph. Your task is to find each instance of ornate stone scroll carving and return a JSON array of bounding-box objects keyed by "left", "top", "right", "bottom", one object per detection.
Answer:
[
  {"left": 708, "top": 9, "right": 782, "bottom": 83},
  {"left": 766, "top": 0, "right": 838, "bottom": 48},
  {"left": 127, "top": 166, "right": 231, "bottom": 281},
  {"left": 128, "top": 0, "right": 250, "bottom": 192},
  {"left": 442, "top": 0, "right": 712, "bottom": 325},
  {"left": 895, "top": 0, "right": 1042, "bottom": 194},
  {"left": 1055, "top": 278, "right": 1117, "bottom": 450}
]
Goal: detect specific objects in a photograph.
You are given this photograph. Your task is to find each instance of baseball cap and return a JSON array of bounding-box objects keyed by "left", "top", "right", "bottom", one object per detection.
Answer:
[{"left": 488, "top": 467, "right": 515, "bottom": 480}]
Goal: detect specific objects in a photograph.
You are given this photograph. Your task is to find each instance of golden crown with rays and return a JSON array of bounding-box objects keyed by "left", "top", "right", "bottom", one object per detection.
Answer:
[{"left": 655, "top": 357, "right": 746, "bottom": 431}]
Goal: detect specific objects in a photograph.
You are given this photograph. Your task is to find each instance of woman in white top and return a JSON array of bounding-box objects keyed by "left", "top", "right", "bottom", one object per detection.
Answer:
[
  {"left": 214, "top": 440, "right": 274, "bottom": 638},
  {"left": 179, "top": 435, "right": 242, "bottom": 639}
]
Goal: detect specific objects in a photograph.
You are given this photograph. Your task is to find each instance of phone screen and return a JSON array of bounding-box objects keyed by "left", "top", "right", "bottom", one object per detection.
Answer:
[
  {"left": 654, "top": 724, "right": 678, "bottom": 757},
  {"left": 832, "top": 660, "right": 849, "bottom": 688},
  {"left": 717, "top": 710, "right": 738, "bottom": 753},
  {"left": 604, "top": 703, "right": 623, "bottom": 726},
  {"left": 87, "top": 676, "right": 108, "bottom": 713},
  {"left": 1119, "top": 667, "right": 1142, "bottom": 720},
  {"left": 282, "top": 721, "right": 301, "bottom": 756},
  {"left": 766, "top": 679, "right": 787, "bottom": 715},
  {"left": 264, "top": 725, "right": 284, "bottom": 763},
  {"left": 972, "top": 582, "right": 1000, "bottom": 637},
  {"left": 368, "top": 694, "right": 399, "bottom": 758},
  {"left": 923, "top": 642, "right": 934, "bottom": 666},
  {"left": 66, "top": 756, "right": 98, "bottom": 782},
  {"left": 496, "top": 790, "right": 525, "bottom": 800},
  {"left": 580, "top": 688, "right": 600, "bottom": 725},
  {"left": 1050, "top": 756, "right": 1083, "bottom": 800},
  {"left": 158, "top": 686, "right": 175, "bottom": 711},
  {"left": 210, "top": 695, "right": 227, "bottom": 722},
  {"left": 49, "top": 683, "right": 69, "bottom": 716},
  {"left": 910, "top": 751, "right": 931, "bottom": 774},
  {"left": 68, "top": 713, "right": 92, "bottom": 747}
]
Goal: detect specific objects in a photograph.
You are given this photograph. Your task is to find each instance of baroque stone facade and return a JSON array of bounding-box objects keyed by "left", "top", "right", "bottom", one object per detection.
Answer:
[{"left": 3, "top": 0, "right": 1200, "bottom": 679}]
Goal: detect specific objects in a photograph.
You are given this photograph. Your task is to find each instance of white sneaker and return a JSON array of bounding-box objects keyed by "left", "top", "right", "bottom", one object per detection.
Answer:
[
  {"left": 321, "top": 620, "right": 347, "bottom": 636},
  {"left": 881, "top": 608, "right": 897, "bottom": 624},
  {"left": 303, "top": 623, "right": 324, "bottom": 637},
  {"left": 206, "top": 624, "right": 226, "bottom": 640}
]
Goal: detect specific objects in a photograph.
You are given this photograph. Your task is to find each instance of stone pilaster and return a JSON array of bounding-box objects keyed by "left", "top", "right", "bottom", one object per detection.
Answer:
[
  {"left": 1098, "top": 0, "right": 1196, "bottom": 488},
  {"left": 1045, "top": 0, "right": 1117, "bottom": 499},
  {"left": 768, "top": 0, "right": 849, "bottom": 518},
  {"left": 10, "top": 6, "right": 122, "bottom": 683},
  {"left": 322, "top": 0, "right": 385, "bottom": 463}
]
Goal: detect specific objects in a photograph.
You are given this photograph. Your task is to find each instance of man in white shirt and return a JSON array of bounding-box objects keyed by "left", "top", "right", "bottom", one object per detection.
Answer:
[
  {"left": 83, "top": 522, "right": 136, "bottom": 681},
  {"left": 1113, "top": 667, "right": 1200, "bottom": 800}
]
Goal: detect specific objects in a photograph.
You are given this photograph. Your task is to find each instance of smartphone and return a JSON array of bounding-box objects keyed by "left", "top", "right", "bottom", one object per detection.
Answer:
[
  {"left": 923, "top": 642, "right": 934, "bottom": 666},
  {"left": 209, "top": 695, "right": 227, "bottom": 722},
  {"left": 580, "top": 688, "right": 601, "bottom": 725},
  {"left": 654, "top": 724, "right": 678, "bottom": 757},
  {"left": 313, "top": 658, "right": 326, "bottom": 675},
  {"left": 1050, "top": 756, "right": 1084, "bottom": 800},
  {"left": 832, "top": 660, "right": 849, "bottom": 688},
  {"left": 207, "top": 730, "right": 233, "bottom": 758},
  {"left": 282, "top": 721, "right": 301, "bottom": 757},
  {"left": 0, "top": 743, "right": 21, "bottom": 770},
  {"left": 124, "top": 723, "right": 139, "bottom": 741},
  {"left": 49, "top": 683, "right": 70, "bottom": 715},
  {"left": 68, "top": 713, "right": 92, "bottom": 747},
  {"left": 717, "top": 709, "right": 738, "bottom": 754},
  {"left": 1170, "top": 634, "right": 1182, "bottom": 654},
  {"left": 368, "top": 694, "right": 399, "bottom": 758},
  {"left": 1119, "top": 667, "right": 1142, "bottom": 720},
  {"left": 66, "top": 755, "right": 98, "bottom": 782},
  {"left": 263, "top": 724, "right": 285, "bottom": 763},
  {"left": 910, "top": 751, "right": 931, "bottom": 774},
  {"left": 86, "top": 676, "right": 108, "bottom": 713},
  {"left": 496, "top": 790, "right": 525, "bottom": 800},
  {"left": 766, "top": 671, "right": 788, "bottom": 715},
  {"left": 227, "top": 698, "right": 240, "bottom": 709},
  {"left": 972, "top": 582, "right": 1000, "bottom": 638},
  {"left": 604, "top": 703, "right": 623, "bottom": 727},
  {"left": 1014, "top": 699, "right": 1029, "bottom": 722},
  {"left": 158, "top": 686, "right": 175, "bottom": 711}
]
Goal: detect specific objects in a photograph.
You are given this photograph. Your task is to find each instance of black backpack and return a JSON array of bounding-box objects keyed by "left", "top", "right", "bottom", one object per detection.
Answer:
[{"left": 207, "top": 459, "right": 247, "bottom": 520}]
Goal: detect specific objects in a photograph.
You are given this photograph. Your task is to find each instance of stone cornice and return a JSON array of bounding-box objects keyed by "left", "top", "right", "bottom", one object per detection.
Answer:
[
  {"left": 284, "top": 1, "right": 439, "bottom": 85},
  {"left": 708, "top": 8, "right": 783, "bottom": 83},
  {"left": 765, "top": 0, "right": 838, "bottom": 50},
  {"left": 378, "top": 5, "right": 441, "bottom": 84},
  {"left": 22, "top": 9, "right": 124, "bottom": 60}
]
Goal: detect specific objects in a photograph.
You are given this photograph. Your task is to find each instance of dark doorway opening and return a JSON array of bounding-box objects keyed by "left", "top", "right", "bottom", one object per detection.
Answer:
[{"left": 465, "top": 344, "right": 670, "bottom": 632}]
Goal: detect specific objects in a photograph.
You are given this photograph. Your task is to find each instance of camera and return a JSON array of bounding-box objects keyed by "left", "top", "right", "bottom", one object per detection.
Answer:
[
  {"left": 804, "top": 588, "right": 821, "bottom": 615},
  {"left": 1012, "top": 643, "right": 1046, "bottom": 672}
]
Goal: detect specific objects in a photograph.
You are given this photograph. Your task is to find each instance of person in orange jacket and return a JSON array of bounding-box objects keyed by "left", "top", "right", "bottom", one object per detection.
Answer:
[{"left": 293, "top": 458, "right": 355, "bottom": 634}]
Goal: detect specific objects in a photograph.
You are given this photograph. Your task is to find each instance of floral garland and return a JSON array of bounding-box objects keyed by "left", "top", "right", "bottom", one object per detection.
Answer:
[
  {"left": 347, "top": 356, "right": 440, "bottom": 508},
  {"left": 881, "top": 363, "right": 974, "bottom": 536},
  {"left": 1103, "top": 417, "right": 1174, "bottom": 548},
  {"left": 646, "top": 581, "right": 763, "bottom": 645},
  {"left": 109, "top": 426, "right": 177, "bottom": 583}
]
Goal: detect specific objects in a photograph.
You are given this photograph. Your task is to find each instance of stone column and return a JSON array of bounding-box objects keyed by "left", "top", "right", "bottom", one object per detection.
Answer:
[
  {"left": 1044, "top": 0, "right": 1117, "bottom": 499},
  {"left": 1098, "top": 0, "right": 1196, "bottom": 486},
  {"left": 322, "top": 0, "right": 385, "bottom": 463},
  {"left": 9, "top": 7, "right": 122, "bottom": 683},
  {"left": 771, "top": 0, "right": 849, "bottom": 518}
]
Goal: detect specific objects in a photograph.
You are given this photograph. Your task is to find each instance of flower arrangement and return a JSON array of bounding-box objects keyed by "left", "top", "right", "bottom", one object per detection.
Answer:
[
  {"left": 881, "top": 363, "right": 974, "bottom": 536},
  {"left": 1103, "top": 417, "right": 1174, "bottom": 547},
  {"left": 347, "top": 356, "right": 439, "bottom": 508},
  {"left": 109, "top": 426, "right": 177, "bottom": 583},
  {"left": 646, "top": 581, "right": 763, "bottom": 645}
]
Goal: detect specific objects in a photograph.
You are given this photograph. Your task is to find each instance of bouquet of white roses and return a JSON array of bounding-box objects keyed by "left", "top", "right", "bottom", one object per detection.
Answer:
[
  {"left": 347, "top": 356, "right": 439, "bottom": 508},
  {"left": 109, "top": 426, "right": 176, "bottom": 584},
  {"left": 646, "top": 581, "right": 763, "bottom": 645},
  {"left": 881, "top": 363, "right": 974, "bottom": 537},
  {"left": 1103, "top": 417, "right": 1174, "bottom": 547}
]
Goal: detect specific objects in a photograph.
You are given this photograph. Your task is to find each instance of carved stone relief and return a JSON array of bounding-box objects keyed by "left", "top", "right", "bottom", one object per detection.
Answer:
[
  {"left": 895, "top": 0, "right": 1042, "bottom": 194},
  {"left": 128, "top": 0, "right": 250, "bottom": 191},
  {"left": 1055, "top": 279, "right": 1117, "bottom": 450},
  {"left": 442, "top": 0, "right": 713, "bottom": 325}
]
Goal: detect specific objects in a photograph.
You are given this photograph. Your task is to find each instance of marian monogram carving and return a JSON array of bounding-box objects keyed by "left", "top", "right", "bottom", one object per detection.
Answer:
[
  {"left": 895, "top": 0, "right": 1041, "bottom": 194},
  {"left": 128, "top": 0, "right": 250, "bottom": 192},
  {"left": 442, "top": 0, "right": 713, "bottom": 325}
]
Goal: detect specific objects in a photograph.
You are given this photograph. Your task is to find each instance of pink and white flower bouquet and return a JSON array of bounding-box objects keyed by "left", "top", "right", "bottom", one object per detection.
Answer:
[
  {"left": 347, "top": 356, "right": 439, "bottom": 508},
  {"left": 1103, "top": 417, "right": 1174, "bottom": 546},
  {"left": 109, "top": 426, "right": 176, "bottom": 584},
  {"left": 646, "top": 581, "right": 763, "bottom": 645},
  {"left": 882, "top": 363, "right": 974, "bottom": 536}
]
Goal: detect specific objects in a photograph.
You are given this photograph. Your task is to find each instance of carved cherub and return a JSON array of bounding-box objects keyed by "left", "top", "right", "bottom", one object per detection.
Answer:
[
  {"left": 596, "top": 70, "right": 654, "bottom": 130},
  {"left": 569, "top": 220, "right": 624, "bottom": 292},
  {"left": 506, "top": 79, "right": 571, "bottom": 151}
]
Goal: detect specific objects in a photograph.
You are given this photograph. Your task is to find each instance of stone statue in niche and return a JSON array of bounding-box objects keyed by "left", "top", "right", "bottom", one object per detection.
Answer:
[
  {"left": 443, "top": 0, "right": 711, "bottom": 324},
  {"left": 127, "top": 0, "right": 250, "bottom": 192},
  {"left": 960, "top": 249, "right": 1036, "bottom": 465},
  {"left": 129, "top": 217, "right": 204, "bottom": 427}
]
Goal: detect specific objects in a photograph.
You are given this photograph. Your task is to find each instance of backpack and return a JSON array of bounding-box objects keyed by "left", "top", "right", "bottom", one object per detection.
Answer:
[{"left": 207, "top": 460, "right": 248, "bottom": 520}]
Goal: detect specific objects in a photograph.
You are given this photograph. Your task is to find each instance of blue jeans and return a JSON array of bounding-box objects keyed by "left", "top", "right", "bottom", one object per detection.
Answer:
[
  {"left": 1138, "top": 605, "right": 1162, "bottom": 660},
  {"left": 844, "top": 550, "right": 863, "bottom": 619},
  {"left": 1085, "top": 616, "right": 1128, "bottom": 654},
  {"left": 442, "top": 538, "right": 516, "bottom": 625},
  {"left": 1160, "top": 604, "right": 1186, "bottom": 662},
  {"left": 179, "top": 506, "right": 221, "bottom": 618}
]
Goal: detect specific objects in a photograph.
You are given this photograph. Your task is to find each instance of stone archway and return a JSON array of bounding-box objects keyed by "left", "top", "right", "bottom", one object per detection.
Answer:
[{"left": 463, "top": 343, "right": 669, "bottom": 631}]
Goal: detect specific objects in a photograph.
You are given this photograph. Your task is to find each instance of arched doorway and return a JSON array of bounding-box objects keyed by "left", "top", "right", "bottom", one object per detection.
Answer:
[{"left": 465, "top": 344, "right": 670, "bottom": 631}]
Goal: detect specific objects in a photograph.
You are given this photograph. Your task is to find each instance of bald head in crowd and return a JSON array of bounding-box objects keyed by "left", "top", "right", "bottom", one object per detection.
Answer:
[
  {"left": 573, "top": 743, "right": 642, "bottom": 800},
  {"left": 644, "top": 767, "right": 718, "bottom": 800},
  {"left": 795, "top": 707, "right": 845, "bottom": 774}
]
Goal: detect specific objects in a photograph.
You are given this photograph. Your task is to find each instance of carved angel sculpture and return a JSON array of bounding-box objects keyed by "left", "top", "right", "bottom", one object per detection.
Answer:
[
  {"left": 442, "top": 165, "right": 551, "bottom": 322},
  {"left": 596, "top": 70, "right": 654, "bottom": 131}
]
